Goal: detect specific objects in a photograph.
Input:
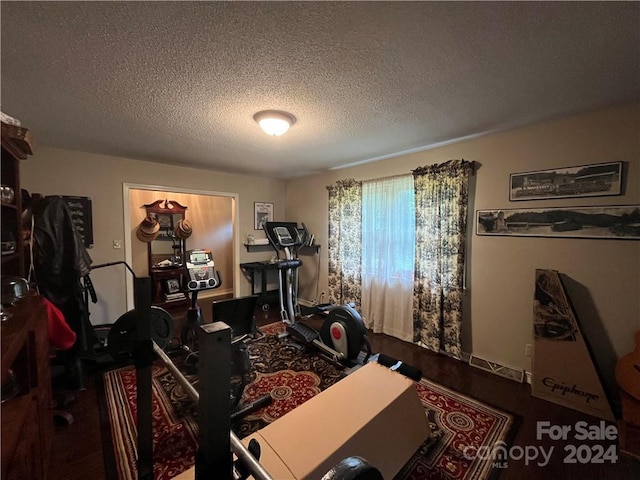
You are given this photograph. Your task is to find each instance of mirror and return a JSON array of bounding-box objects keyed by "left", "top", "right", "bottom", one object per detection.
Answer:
[
  {"left": 150, "top": 212, "right": 184, "bottom": 266},
  {"left": 143, "top": 200, "right": 188, "bottom": 268}
]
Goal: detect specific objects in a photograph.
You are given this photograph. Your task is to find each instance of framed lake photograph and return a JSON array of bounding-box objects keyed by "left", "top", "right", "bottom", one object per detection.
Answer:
[
  {"left": 509, "top": 161, "right": 622, "bottom": 201},
  {"left": 476, "top": 205, "right": 640, "bottom": 239}
]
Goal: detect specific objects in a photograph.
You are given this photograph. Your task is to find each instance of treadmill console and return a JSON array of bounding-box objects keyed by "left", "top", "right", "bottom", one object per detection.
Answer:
[
  {"left": 264, "top": 222, "right": 309, "bottom": 251},
  {"left": 185, "top": 249, "right": 219, "bottom": 291},
  {"left": 273, "top": 226, "right": 295, "bottom": 246}
]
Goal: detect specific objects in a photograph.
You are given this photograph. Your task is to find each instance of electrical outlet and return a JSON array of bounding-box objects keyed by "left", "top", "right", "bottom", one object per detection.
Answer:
[
  {"left": 113, "top": 239, "right": 122, "bottom": 249},
  {"left": 525, "top": 343, "right": 532, "bottom": 357}
]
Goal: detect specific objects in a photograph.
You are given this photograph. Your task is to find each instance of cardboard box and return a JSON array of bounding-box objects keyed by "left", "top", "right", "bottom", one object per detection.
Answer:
[
  {"left": 246, "top": 361, "right": 430, "bottom": 479},
  {"left": 532, "top": 270, "right": 614, "bottom": 421},
  {"left": 175, "top": 362, "right": 431, "bottom": 479}
]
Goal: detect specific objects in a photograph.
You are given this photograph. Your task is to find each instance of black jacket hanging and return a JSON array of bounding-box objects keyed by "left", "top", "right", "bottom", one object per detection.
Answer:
[{"left": 32, "top": 195, "right": 95, "bottom": 353}]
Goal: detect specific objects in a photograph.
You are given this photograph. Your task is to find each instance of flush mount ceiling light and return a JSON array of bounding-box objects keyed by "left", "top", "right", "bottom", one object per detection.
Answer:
[{"left": 253, "top": 110, "right": 296, "bottom": 136}]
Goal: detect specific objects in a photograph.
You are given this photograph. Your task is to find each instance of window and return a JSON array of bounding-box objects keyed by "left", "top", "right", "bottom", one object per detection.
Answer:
[
  {"left": 362, "top": 175, "right": 415, "bottom": 286},
  {"left": 328, "top": 160, "right": 472, "bottom": 353}
]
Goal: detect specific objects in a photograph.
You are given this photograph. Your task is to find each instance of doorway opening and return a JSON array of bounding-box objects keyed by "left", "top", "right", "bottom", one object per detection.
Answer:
[{"left": 123, "top": 183, "right": 238, "bottom": 311}]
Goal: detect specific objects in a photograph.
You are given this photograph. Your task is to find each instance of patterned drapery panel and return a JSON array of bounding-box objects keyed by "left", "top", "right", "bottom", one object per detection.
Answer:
[
  {"left": 412, "top": 159, "right": 473, "bottom": 358},
  {"left": 326, "top": 179, "right": 362, "bottom": 307}
]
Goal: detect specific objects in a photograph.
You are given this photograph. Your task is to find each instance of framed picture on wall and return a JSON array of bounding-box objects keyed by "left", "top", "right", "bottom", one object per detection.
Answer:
[
  {"left": 509, "top": 161, "right": 623, "bottom": 201},
  {"left": 476, "top": 205, "right": 640, "bottom": 239},
  {"left": 254, "top": 202, "right": 274, "bottom": 230}
]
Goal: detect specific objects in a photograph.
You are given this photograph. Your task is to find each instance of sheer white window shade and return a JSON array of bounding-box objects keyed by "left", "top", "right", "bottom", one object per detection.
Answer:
[{"left": 361, "top": 175, "right": 415, "bottom": 341}]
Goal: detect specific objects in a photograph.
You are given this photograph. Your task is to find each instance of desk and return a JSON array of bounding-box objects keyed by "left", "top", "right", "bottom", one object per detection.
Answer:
[{"left": 239, "top": 261, "right": 282, "bottom": 310}]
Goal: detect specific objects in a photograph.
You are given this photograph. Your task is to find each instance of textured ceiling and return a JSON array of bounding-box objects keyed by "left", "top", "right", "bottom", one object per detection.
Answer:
[{"left": 1, "top": 1, "right": 639, "bottom": 179}]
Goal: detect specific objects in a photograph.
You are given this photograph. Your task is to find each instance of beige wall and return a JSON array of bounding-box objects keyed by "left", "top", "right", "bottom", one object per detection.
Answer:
[
  {"left": 22, "top": 148, "right": 284, "bottom": 325},
  {"left": 284, "top": 101, "right": 640, "bottom": 383},
  {"left": 20, "top": 102, "right": 639, "bottom": 388}
]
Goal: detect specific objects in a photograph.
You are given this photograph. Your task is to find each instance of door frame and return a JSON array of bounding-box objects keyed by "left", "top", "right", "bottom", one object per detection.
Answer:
[{"left": 123, "top": 182, "right": 239, "bottom": 311}]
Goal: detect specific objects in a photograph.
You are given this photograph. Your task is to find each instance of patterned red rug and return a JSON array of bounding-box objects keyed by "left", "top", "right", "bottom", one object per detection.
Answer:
[{"left": 100, "top": 323, "right": 516, "bottom": 479}]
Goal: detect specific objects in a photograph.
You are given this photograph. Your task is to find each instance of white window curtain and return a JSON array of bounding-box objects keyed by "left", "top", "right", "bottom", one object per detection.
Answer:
[{"left": 361, "top": 174, "right": 415, "bottom": 341}]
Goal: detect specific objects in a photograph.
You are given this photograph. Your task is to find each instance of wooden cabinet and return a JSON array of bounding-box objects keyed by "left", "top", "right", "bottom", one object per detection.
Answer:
[
  {"left": 1, "top": 122, "right": 33, "bottom": 278},
  {"left": 142, "top": 199, "right": 190, "bottom": 309},
  {"left": 1, "top": 123, "right": 52, "bottom": 478},
  {"left": 1, "top": 294, "right": 53, "bottom": 480},
  {"left": 150, "top": 266, "right": 189, "bottom": 308}
]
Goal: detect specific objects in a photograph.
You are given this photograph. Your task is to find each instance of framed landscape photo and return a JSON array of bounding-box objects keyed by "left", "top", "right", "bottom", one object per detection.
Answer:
[
  {"left": 254, "top": 202, "right": 274, "bottom": 230},
  {"left": 509, "top": 161, "right": 622, "bottom": 201},
  {"left": 476, "top": 205, "right": 640, "bottom": 240}
]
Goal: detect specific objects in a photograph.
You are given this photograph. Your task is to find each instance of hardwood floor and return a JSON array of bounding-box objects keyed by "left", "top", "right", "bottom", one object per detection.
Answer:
[
  {"left": 46, "top": 303, "right": 639, "bottom": 480},
  {"left": 48, "top": 372, "right": 105, "bottom": 480}
]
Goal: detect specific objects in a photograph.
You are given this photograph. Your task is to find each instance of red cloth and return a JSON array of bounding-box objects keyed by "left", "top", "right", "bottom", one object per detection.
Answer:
[{"left": 42, "top": 297, "right": 76, "bottom": 350}]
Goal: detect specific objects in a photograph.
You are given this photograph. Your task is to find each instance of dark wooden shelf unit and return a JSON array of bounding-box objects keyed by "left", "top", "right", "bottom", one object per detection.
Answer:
[
  {"left": 142, "top": 199, "right": 190, "bottom": 309},
  {"left": 1, "top": 121, "right": 33, "bottom": 278},
  {"left": 150, "top": 266, "right": 190, "bottom": 309}
]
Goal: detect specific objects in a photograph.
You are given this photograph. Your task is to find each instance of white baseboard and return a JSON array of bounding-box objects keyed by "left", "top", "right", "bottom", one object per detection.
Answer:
[
  {"left": 436, "top": 349, "right": 470, "bottom": 363},
  {"left": 198, "top": 288, "right": 233, "bottom": 299},
  {"left": 469, "top": 354, "right": 525, "bottom": 383}
]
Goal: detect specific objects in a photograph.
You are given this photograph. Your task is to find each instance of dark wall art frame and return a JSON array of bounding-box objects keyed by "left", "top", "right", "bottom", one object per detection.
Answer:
[
  {"left": 62, "top": 195, "right": 93, "bottom": 248},
  {"left": 509, "top": 161, "right": 622, "bottom": 201},
  {"left": 476, "top": 205, "right": 640, "bottom": 240},
  {"left": 254, "top": 201, "right": 274, "bottom": 230}
]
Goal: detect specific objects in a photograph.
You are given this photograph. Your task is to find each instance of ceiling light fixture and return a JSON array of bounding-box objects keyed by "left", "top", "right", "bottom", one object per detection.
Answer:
[{"left": 253, "top": 110, "right": 296, "bottom": 136}]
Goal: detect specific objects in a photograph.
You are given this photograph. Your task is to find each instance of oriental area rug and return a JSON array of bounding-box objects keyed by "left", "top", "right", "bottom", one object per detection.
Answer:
[{"left": 99, "top": 323, "right": 516, "bottom": 480}]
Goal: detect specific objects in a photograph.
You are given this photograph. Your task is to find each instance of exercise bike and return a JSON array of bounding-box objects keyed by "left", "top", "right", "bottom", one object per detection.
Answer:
[
  {"left": 180, "top": 248, "right": 223, "bottom": 353},
  {"left": 180, "top": 248, "right": 272, "bottom": 417},
  {"left": 93, "top": 251, "right": 222, "bottom": 362},
  {"left": 92, "top": 253, "right": 269, "bottom": 416}
]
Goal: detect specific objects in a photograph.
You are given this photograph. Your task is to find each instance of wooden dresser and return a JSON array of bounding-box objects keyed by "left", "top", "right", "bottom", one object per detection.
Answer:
[
  {"left": 1, "top": 294, "right": 53, "bottom": 480},
  {"left": 1, "top": 121, "right": 32, "bottom": 279}
]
